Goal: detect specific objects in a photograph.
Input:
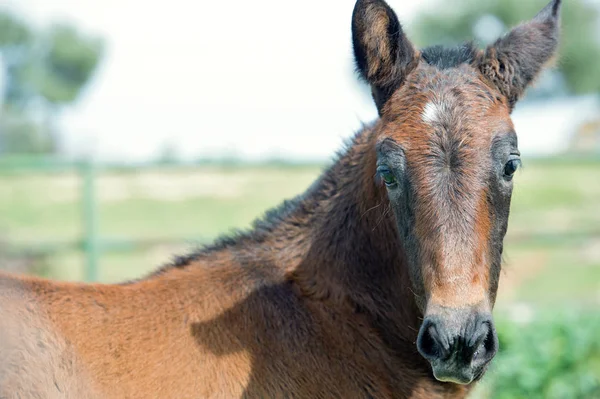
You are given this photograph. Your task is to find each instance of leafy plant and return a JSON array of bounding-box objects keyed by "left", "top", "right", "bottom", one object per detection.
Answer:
[{"left": 474, "top": 311, "right": 600, "bottom": 399}]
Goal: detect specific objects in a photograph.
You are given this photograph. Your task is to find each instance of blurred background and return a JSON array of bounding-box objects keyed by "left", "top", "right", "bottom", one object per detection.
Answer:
[{"left": 0, "top": 0, "right": 598, "bottom": 397}]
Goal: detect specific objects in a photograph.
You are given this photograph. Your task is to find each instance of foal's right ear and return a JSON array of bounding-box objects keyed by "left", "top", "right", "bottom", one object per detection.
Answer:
[
  {"left": 477, "top": 0, "right": 562, "bottom": 110},
  {"left": 352, "top": 0, "right": 418, "bottom": 114}
]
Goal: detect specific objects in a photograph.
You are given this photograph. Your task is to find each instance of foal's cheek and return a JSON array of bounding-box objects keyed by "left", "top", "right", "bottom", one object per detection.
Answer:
[
  {"left": 412, "top": 291, "right": 428, "bottom": 313},
  {"left": 389, "top": 191, "right": 413, "bottom": 238},
  {"left": 388, "top": 197, "right": 426, "bottom": 302}
]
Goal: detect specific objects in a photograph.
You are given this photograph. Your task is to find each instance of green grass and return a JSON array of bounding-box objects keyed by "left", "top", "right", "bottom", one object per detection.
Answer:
[
  {"left": 0, "top": 165, "right": 322, "bottom": 281},
  {"left": 0, "top": 166, "right": 321, "bottom": 243},
  {"left": 499, "top": 245, "right": 600, "bottom": 306},
  {"left": 509, "top": 162, "right": 600, "bottom": 235}
]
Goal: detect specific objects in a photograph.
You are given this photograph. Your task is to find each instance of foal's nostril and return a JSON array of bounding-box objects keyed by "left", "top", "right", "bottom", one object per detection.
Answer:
[
  {"left": 417, "top": 319, "right": 449, "bottom": 361},
  {"left": 472, "top": 321, "right": 498, "bottom": 364},
  {"left": 470, "top": 322, "right": 489, "bottom": 358}
]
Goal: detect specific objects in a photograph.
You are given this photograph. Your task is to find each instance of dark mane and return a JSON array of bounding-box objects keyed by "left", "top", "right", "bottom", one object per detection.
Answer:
[
  {"left": 421, "top": 43, "right": 478, "bottom": 70},
  {"left": 169, "top": 194, "right": 307, "bottom": 268}
]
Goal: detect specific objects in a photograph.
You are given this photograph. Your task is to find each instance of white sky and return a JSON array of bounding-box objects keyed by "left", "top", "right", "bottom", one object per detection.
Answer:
[
  {"left": 3, "top": 0, "right": 431, "bottom": 162},
  {"left": 6, "top": 0, "right": 593, "bottom": 161}
]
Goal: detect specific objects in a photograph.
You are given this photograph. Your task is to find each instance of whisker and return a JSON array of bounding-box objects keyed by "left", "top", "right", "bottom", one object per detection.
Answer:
[
  {"left": 406, "top": 324, "right": 419, "bottom": 333},
  {"left": 408, "top": 287, "right": 423, "bottom": 302},
  {"left": 372, "top": 205, "right": 392, "bottom": 231},
  {"left": 360, "top": 202, "right": 382, "bottom": 220}
]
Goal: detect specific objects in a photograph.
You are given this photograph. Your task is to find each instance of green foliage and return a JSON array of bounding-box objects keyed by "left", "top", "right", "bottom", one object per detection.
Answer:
[
  {"left": 0, "top": 12, "right": 31, "bottom": 48},
  {"left": 0, "top": 10, "right": 103, "bottom": 154},
  {"left": 476, "top": 312, "right": 600, "bottom": 399},
  {"left": 412, "top": 0, "right": 600, "bottom": 95},
  {"left": 0, "top": 11, "right": 104, "bottom": 109},
  {"left": 36, "top": 24, "right": 104, "bottom": 105}
]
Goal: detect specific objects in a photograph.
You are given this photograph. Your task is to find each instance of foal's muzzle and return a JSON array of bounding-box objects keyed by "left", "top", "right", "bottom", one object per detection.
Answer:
[{"left": 416, "top": 308, "right": 498, "bottom": 385}]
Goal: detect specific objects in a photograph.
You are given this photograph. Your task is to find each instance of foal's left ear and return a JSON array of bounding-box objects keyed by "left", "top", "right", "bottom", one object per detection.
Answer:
[
  {"left": 477, "top": 0, "right": 562, "bottom": 109},
  {"left": 352, "top": 0, "right": 418, "bottom": 114}
]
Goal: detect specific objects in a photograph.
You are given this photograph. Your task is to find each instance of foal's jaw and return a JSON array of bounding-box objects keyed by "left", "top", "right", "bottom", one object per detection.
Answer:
[{"left": 353, "top": 0, "right": 562, "bottom": 386}]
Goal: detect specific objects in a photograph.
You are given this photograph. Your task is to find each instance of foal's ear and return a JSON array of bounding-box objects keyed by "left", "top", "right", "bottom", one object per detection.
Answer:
[
  {"left": 352, "top": 0, "right": 418, "bottom": 114},
  {"left": 477, "top": 0, "right": 562, "bottom": 109}
]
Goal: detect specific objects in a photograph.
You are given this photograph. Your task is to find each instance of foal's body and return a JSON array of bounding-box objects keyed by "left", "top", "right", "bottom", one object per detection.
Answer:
[
  {"left": 1, "top": 0, "right": 563, "bottom": 397},
  {"left": 1, "top": 127, "right": 459, "bottom": 398}
]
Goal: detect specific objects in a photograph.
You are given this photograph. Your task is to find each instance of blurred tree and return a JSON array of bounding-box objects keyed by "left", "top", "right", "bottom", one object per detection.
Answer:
[
  {"left": 25, "top": 24, "right": 104, "bottom": 107},
  {"left": 412, "top": 0, "right": 600, "bottom": 96},
  {"left": 0, "top": 11, "right": 33, "bottom": 110},
  {"left": 0, "top": 10, "right": 103, "bottom": 154}
]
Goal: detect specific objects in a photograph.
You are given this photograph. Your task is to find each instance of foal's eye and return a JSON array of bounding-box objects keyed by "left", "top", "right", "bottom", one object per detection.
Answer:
[
  {"left": 504, "top": 158, "right": 521, "bottom": 178},
  {"left": 378, "top": 167, "right": 397, "bottom": 187}
]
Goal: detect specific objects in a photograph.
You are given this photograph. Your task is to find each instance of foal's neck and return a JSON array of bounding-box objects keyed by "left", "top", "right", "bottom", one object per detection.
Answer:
[{"left": 157, "top": 124, "right": 421, "bottom": 345}]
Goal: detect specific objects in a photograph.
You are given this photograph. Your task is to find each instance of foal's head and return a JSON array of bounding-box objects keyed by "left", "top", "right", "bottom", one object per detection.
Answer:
[{"left": 352, "top": 0, "right": 561, "bottom": 384}]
